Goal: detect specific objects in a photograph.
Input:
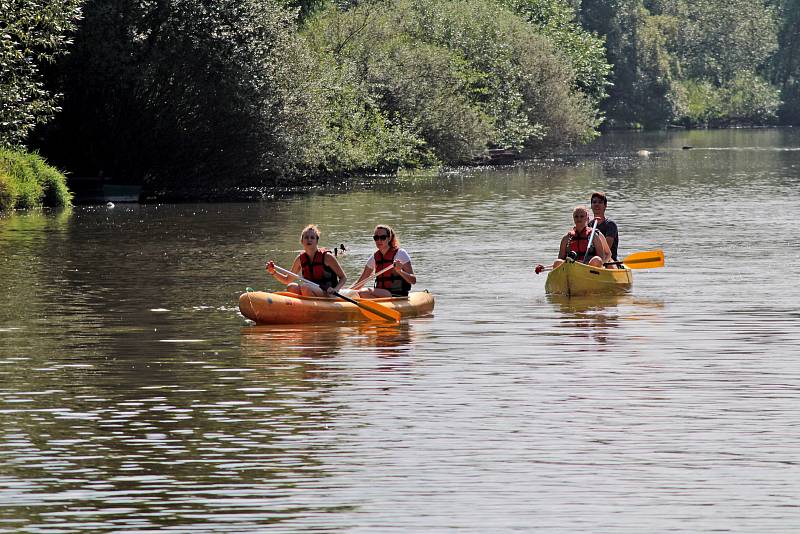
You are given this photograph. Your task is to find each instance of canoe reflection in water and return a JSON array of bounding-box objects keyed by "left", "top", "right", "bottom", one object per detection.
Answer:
[
  {"left": 239, "top": 325, "right": 346, "bottom": 383},
  {"left": 240, "top": 321, "right": 419, "bottom": 373},
  {"left": 348, "top": 322, "right": 417, "bottom": 360},
  {"left": 547, "top": 295, "right": 665, "bottom": 347}
]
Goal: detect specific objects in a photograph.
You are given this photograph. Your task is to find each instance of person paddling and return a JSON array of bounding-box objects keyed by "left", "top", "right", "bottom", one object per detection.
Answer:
[
  {"left": 351, "top": 224, "right": 416, "bottom": 298},
  {"left": 590, "top": 191, "right": 619, "bottom": 261},
  {"left": 266, "top": 224, "right": 347, "bottom": 297},
  {"left": 537, "top": 205, "right": 613, "bottom": 273}
]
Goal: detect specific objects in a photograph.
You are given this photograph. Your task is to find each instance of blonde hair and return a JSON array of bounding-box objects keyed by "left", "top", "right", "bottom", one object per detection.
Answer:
[
  {"left": 299, "top": 224, "right": 321, "bottom": 244},
  {"left": 572, "top": 205, "right": 590, "bottom": 219},
  {"left": 374, "top": 224, "right": 399, "bottom": 249}
]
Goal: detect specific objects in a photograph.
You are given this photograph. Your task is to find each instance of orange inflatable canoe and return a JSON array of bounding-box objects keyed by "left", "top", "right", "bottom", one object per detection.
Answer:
[{"left": 239, "top": 290, "right": 435, "bottom": 325}]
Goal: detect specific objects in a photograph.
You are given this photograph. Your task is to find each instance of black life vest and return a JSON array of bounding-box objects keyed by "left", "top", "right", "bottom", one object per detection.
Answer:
[
  {"left": 374, "top": 248, "right": 411, "bottom": 296},
  {"left": 567, "top": 226, "right": 596, "bottom": 262},
  {"left": 298, "top": 249, "right": 338, "bottom": 290}
]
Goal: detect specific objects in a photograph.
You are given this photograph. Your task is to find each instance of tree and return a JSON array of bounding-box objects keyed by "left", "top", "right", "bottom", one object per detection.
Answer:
[
  {"left": 501, "top": 0, "right": 611, "bottom": 107},
  {"left": 582, "top": 0, "right": 781, "bottom": 127},
  {"left": 37, "top": 0, "right": 328, "bottom": 194},
  {"left": 0, "top": 0, "right": 82, "bottom": 147},
  {"left": 770, "top": 0, "right": 800, "bottom": 122},
  {"left": 669, "top": 0, "right": 778, "bottom": 85},
  {"left": 582, "top": 0, "right": 679, "bottom": 127},
  {"left": 307, "top": 0, "right": 600, "bottom": 163}
]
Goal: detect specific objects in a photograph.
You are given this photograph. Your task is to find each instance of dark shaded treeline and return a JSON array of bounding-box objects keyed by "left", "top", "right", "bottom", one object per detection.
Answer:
[{"left": 3, "top": 0, "right": 799, "bottom": 200}]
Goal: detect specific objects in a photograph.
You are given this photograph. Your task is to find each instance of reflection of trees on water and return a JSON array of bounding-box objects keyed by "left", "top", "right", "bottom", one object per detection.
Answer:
[
  {"left": 0, "top": 322, "right": 390, "bottom": 530},
  {"left": 0, "top": 208, "right": 72, "bottom": 325},
  {"left": 548, "top": 295, "right": 665, "bottom": 347}
]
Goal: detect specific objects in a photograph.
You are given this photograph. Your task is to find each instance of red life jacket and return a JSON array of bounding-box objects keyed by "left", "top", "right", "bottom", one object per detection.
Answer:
[
  {"left": 374, "top": 248, "right": 411, "bottom": 296},
  {"left": 298, "top": 249, "right": 338, "bottom": 289},
  {"left": 567, "top": 226, "right": 596, "bottom": 262}
]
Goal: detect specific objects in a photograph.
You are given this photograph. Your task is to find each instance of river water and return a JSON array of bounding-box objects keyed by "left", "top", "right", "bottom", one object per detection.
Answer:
[{"left": 1, "top": 129, "right": 799, "bottom": 532}]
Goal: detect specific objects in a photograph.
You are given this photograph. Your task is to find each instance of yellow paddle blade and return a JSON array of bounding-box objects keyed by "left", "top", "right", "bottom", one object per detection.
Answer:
[
  {"left": 621, "top": 249, "right": 665, "bottom": 269},
  {"left": 333, "top": 290, "right": 401, "bottom": 323},
  {"left": 354, "top": 298, "right": 402, "bottom": 323}
]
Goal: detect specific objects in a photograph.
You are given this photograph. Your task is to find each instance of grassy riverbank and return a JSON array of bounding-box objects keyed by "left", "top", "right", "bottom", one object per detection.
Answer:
[{"left": 0, "top": 149, "right": 72, "bottom": 211}]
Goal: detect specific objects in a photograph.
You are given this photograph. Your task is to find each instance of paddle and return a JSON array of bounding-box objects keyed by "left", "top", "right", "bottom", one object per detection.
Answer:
[
  {"left": 349, "top": 263, "right": 397, "bottom": 290},
  {"left": 583, "top": 217, "right": 599, "bottom": 264},
  {"left": 603, "top": 249, "right": 664, "bottom": 269},
  {"left": 535, "top": 249, "right": 665, "bottom": 273},
  {"left": 272, "top": 265, "right": 401, "bottom": 323}
]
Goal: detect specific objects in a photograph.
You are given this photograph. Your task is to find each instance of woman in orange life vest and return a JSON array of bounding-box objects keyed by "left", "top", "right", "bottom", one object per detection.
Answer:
[
  {"left": 351, "top": 224, "right": 416, "bottom": 298},
  {"left": 265, "top": 224, "right": 347, "bottom": 297},
  {"left": 552, "top": 205, "right": 614, "bottom": 270}
]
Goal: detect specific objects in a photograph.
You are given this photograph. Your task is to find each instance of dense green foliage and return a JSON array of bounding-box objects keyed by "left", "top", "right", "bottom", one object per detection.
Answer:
[
  {"left": 3, "top": 0, "right": 800, "bottom": 197},
  {"left": 304, "top": 58, "right": 429, "bottom": 175},
  {"left": 31, "top": 0, "right": 603, "bottom": 195},
  {"left": 306, "top": 0, "right": 600, "bottom": 164},
  {"left": 582, "top": 0, "right": 782, "bottom": 127},
  {"left": 500, "top": 0, "right": 611, "bottom": 107},
  {"left": 771, "top": 0, "right": 800, "bottom": 123},
  {"left": 676, "top": 74, "right": 781, "bottom": 127},
  {"left": 581, "top": 1, "right": 680, "bottom": 127},
  {"left": 0, "top": 0, "right": 82, "bottom": 148},
  {"left": 0, "top": 148, "right": 72, "bottom": 211},
  {"left": 40, "top": 0, "right": 325, "bottom": 192}
]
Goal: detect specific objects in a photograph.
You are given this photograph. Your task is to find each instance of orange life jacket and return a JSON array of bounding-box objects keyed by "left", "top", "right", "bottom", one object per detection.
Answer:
[
  {"left": 298, "top": 249, "right": 338, "bottom": 289},
  {"left": 567, "top": 226, "right": 596, "bottom": 262},
  {"left": 374, "top": 248, "right": 411, "bottom": 296}
]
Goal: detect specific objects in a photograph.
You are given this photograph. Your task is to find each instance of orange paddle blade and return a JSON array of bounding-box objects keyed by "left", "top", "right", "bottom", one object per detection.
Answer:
[
  {"left": 333, "top": 290, "right": 401, "bottom": 323},
  {"left": 621, "top": 249, "right": 665, "bottom": 269},
  {"left": 353, "top": 298, "right": 402, "bottom": 323}
]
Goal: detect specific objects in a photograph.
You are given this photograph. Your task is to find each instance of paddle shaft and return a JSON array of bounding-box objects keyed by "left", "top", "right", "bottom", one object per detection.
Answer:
[
  {"left": 583, "top": 217, "right": 599, "bottom": 263},
  {"left": 273, "top": 265, "right": 350, "bottom": 301},
  {"left": 537, "top": 260, "right": 622, "bottom": 273},
  {"left": 535, "top": 249, "right": 665, "bottom": 273},
  {"left": 273, "top": 265, "right": 400, "bottom": 322},
  {"left": 350, "top": 263, "right": 397, "bottom": 290}
]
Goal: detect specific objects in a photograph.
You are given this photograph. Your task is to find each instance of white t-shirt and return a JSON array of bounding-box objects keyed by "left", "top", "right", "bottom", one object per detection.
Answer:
[{"left": 365, "top": 248, "right": 412, "bottom": 270}]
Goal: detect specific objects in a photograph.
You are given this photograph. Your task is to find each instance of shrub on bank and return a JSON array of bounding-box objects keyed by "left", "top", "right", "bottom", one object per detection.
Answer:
[
  {"left": 0, "top": 149, "right": 72, "bottom": 211},
  {"left": 305, "top": 0, "right": 600, "bottom": 165},
  {"left": 675, "top": 74, "right": 780, "bottom": 127},
  {"left": 719, "top": 73, "right": 780, "bottom": 126}
]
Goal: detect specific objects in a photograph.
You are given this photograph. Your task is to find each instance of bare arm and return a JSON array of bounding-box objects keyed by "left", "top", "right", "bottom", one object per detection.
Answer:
[
  {"left": 395, "top": 260, "right": 416, "bottom": 286},
  {"left": 266, "top": 256, "right": 302, "bottom": 286},
  {"left": 557, "top": 235, "right": 569, "bottom": 260},
  {"left": 350, "top": 265, "right": 375, "bottom": 289},
  {"left": 593, "top": 233, "right": 612, "bottom": 263},
  {"left": 324, "top": 254, "right": 347, "bottom": 292}
]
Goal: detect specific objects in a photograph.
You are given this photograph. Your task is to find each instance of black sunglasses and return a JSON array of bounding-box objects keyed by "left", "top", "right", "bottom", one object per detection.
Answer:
[{"left": 373, "top": 234, "right": 389, "bottom": 241}]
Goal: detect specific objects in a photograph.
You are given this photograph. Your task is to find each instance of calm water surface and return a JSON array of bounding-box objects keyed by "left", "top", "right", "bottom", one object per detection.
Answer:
[{"left": 1, "top": 129, "right": 799, "bottom": 532}]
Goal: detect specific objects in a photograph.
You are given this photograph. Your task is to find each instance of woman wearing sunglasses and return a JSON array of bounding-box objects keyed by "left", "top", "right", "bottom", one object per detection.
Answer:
[
  {"left": 266, "top": 224, "right": 347, "bottom": 297},
  {"left": 351, "top": 224, "right": 416, "bottom": 298}
]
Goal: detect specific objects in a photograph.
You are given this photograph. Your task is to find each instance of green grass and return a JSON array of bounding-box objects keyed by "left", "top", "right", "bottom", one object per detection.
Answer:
[{"left": 0, "top": 149, "right": 72, "bottom": 211}]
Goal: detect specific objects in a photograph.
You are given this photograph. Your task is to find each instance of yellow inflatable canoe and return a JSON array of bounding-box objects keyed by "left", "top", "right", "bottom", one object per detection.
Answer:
[
  {"left": 545, "top": 260, "right": 633, "bottom": 296},
  {"left": 239, "top": 290, "right": 435, "bottom": 324}
]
